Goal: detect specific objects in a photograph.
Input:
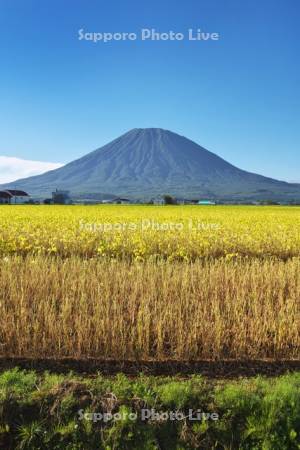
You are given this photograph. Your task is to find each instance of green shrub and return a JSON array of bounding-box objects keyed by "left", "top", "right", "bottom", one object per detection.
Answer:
[
  {"left": 0, "top": 369, "right": 37, "bottom": 401},
  {"left": 247, "top": 373, "right": 300, "bottom": 450}
]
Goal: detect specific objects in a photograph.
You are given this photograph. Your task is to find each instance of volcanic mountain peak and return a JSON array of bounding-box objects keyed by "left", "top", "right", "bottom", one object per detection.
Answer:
[{"left": 1, "top": 128, "right": 300, "bottom": 201}]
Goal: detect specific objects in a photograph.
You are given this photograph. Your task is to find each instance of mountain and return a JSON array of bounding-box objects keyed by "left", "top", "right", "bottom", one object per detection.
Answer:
[{"left": 1, "top": 128, "right": 300, "bottom": 201}]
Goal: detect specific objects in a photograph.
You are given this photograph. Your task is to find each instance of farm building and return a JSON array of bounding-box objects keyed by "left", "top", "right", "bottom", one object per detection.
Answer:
[
  {"left": 0, "top": 190, "right": 29, "bottom": 204},
  {"left": 116, "top": 198, "right": 131, "bottom": 204},
  {"left": 52, "top": 189, "right": 72, "bottom": 204},
  {"left": 153, "top": 196, "right": 166, "bottom": 205},
  {"left": 102, "top": 198, "right": 131, "bottom": 204},
  {"left": 0, "top": 191, "right": 12, "bottom": 204}
]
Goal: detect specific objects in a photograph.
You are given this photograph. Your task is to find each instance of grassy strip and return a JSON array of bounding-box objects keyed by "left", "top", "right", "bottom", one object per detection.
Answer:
[{"left": 0, "top": 369, "right": 299, "bottom": 449}]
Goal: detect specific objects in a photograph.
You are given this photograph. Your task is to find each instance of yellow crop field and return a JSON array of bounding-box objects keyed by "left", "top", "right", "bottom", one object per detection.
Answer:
[
  {"left": 1, "top": 205, "right": 300, "bottom": 259},
  {"left": 0, "top": 204, "right": 299, "bottom": 362}
]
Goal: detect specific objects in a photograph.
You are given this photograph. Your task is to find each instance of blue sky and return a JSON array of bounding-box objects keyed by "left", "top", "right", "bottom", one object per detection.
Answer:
[{"left": 0, "top": 0, "right": 299, "bottom": 182}]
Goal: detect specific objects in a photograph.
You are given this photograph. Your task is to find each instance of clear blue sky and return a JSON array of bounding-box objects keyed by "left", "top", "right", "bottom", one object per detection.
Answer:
[{"left": 0, "top": 0, "right": 299, "bottom": 181}]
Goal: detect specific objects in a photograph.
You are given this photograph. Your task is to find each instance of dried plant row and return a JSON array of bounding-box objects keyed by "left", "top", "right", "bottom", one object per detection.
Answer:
[{"left": 0, "top": 256, "right": 299, "bottom": 360}]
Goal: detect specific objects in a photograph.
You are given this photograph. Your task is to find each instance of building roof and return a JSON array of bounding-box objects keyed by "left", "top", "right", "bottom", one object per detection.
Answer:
[
  {"left": 5, "top": 190, "right": 29, "bottom": 197},
  {"left": 198, "top": 200, "right": 216, "bottom": 204},
  {"left": 0, "top": 191, "right": 12, "bottom": 199}
]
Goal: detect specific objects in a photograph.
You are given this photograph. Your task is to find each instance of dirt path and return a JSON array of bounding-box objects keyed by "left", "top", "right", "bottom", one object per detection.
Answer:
[{"left": 0, "top": 358, "right": 299, "bottom": 378}]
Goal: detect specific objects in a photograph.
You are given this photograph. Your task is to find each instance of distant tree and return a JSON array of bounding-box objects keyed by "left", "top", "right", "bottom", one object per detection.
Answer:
[
  {"left": 163, "top": 195, "right": 176, "bottom": 205},
  {"left": 261, "top": 200, "right": 280, "bottom": 205}
]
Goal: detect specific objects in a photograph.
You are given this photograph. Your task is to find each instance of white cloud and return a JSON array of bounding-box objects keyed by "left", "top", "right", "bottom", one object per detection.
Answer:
[{"left": 0, "top": 156, "right": 63, "bottom": 184}]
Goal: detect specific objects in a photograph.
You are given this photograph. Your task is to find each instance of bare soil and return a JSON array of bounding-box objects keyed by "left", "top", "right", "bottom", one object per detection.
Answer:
[{"left": 0, "top": 358, "right": 299, "bottom": 378}]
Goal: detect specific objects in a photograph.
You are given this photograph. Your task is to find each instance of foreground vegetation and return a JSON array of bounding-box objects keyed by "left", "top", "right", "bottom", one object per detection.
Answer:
[
  {"left": 0, "top": 368, "right": 299, "bottom": 449},
  {"left": 0, "top": 256, "right": 299, "bottom": 360},
  {"left": 1, "top": 205, "right": 300, "bottom": 259},
  {"left": 0, "top": 205, "right": 299, "bottom": 446}
]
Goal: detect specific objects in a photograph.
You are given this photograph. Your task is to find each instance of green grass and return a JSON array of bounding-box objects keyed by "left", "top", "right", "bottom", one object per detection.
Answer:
[{"left": 0, "top": 369, "right": 299, "bottom": 449}]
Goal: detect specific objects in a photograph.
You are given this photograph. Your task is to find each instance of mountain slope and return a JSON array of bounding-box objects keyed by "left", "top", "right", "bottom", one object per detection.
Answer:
[{"left": 1, "top": 128, "right": 300, "bottom": 200}]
